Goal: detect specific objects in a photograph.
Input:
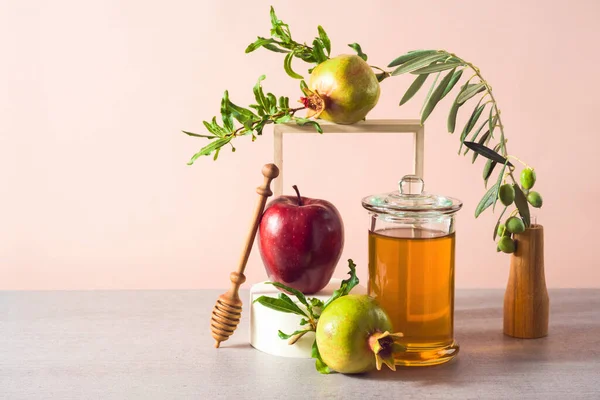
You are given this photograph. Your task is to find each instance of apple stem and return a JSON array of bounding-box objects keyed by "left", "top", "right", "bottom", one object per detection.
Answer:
[{"left": 292, "top": 185, "right": 303, "bottom": 206}]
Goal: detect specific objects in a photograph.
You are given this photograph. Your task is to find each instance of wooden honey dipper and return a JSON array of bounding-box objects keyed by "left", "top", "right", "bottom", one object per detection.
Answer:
[{"left": 210, "top": 163, "right": 279, "bottom": 348}]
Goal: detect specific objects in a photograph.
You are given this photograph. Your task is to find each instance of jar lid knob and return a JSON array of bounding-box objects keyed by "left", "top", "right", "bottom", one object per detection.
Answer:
[{"left": 399, "top": 175, "right": 424, "bottom": 195}]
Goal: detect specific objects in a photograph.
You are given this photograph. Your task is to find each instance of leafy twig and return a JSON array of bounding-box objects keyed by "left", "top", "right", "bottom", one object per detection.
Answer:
[
  {"left": 183, "top": 76, "right": 322, "bottom": 165},
  {"left": 254, "top": 259, "right": 358, "bottom": 374}
]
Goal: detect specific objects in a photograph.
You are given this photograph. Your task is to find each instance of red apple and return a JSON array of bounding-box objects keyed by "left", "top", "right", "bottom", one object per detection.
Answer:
[{"left": 258, "top": 185, "right": 344, "bottom": 294}]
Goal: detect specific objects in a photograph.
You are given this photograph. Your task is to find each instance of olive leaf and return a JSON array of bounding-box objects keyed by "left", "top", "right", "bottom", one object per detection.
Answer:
[
  {"left": 399, "top": 74, "right": 428, "bottom": 106},
  {"left": 492, "top": 162, "right": 508, "bottom": 211},
  {"left": 458, "top": 102, "right": 487, "bottom": 154},
  {"left": 457, "top": 83, "right": 486, "bottom": 104},
  {"left": 463, "top": 119, "right": 488, "bottom": 155},
  {"left": 482, "top": 159, "right": 497, "bottom": 185},
  {"left": 412, "top": 61, "right": 463, "bottom": 75},
  {"left": 463, "top": 141, "right": 513, "bottom": 167},
  {"left": 471, "top": 131, "right": 491, "bottom": 163},
  {"left": 441, "top": 69, "right": 464, "bottom": 100},
  {"left": 475, "top": 182, "right": 500, "bottom": 218},
  {"left": 447, "top": 83, "right": 469, "bottom": 133},
  {"left": 493, "top": 206, "right": 509, "bottom": 240},
  {"left": 348, "top": 43, "right": 367, "bottom": 61},
  {"left": 391, "top": 52, "right": 449, "bottom": 75},
  {"left": 513, "top": 184, "right": 531, "bottom": 227},
  {"left": 420, "top": 72, "right": 440, "bottom": 115},
  {"left": 388, "top": 49, "right": 438, "bottom": 67},
  {"left": 421, "top": 67, "right": 457, "bottom": 123}
]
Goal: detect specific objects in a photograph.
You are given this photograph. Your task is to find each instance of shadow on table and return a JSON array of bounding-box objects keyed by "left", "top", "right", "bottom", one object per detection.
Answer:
[{"left": 352, "top": 303, "right": 600, "bottom": 384}]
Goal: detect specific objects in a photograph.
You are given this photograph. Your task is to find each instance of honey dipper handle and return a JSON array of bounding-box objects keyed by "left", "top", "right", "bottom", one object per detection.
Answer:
[{"left": 231, "top": 164, "right": 279, "bottom": 288}]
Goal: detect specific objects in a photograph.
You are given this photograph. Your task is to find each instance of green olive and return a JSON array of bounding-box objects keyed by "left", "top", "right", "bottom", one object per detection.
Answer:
[
  {"left": 498, "top": 184, "right": 515, "bottom": 206},
  {"left": 506, "top": 216, "right": 525, "bottom": 234},
  {"left": 520, "top": 168, "right": 536, "bottom": 190},
  {"left": 527, "top": 191, "right": 543, "bottom": 208},
  {"left": 498, "top": 236, "right": 515, "bottom": 253},
  {"left": 497, "top": 223, "right": 511, "bottom": 237}
]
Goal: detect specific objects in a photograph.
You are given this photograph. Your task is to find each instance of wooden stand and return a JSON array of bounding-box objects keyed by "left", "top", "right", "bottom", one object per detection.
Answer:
[{"left": 503, "top": 224, "right": 549, "bottom": 338}]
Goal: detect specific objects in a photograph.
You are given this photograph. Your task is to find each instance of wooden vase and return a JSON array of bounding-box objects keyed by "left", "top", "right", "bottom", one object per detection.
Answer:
[{"left": 503, "top": 224, "right": 549, "bottom": 338}]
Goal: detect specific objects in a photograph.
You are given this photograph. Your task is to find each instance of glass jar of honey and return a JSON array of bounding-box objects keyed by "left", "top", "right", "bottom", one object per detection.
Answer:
[{"left": 362, "top": 175, "right": 463, "bottom": 366}]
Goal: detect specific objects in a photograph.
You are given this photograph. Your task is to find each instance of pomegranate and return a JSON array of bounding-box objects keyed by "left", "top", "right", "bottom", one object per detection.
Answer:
[
  {"left": 302, "top": 54, "right": 380, "bottom": 124},
  {"left": 316, "top": 294, "right": 404, "bottom": 374}
]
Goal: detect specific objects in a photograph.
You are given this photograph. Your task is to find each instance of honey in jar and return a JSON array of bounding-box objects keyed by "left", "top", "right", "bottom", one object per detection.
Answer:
[{"left": 362, "top": 175, "right": 462, "bottom": 366}]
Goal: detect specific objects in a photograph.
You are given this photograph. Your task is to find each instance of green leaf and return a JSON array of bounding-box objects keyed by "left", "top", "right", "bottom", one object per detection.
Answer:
[
  {"left": 421, "top": 67, "right": 456, "bottom": 124},
  {"left": 347, "top": 43, "right": 367, "bottom": 61},
  {"left": 475, "top": 182, "right": 500, "bottom": 218},
  {"left": 447, "top": 83, "right": 468, "bottom": 133},
  {"left": 457, "top": 83, "right": 486, "bottom": 104},
  {"left": 482, "top": 159, "right": 497, "bottom": 186},
  {"left": 489, "top": 109, "right": 499, "bottom": 139},
  {"left": 399, "top": 74, "right": 428, "bottom": 106},
  {"left": 253, "top": 296, "right": 308, "bottom": 317},
  {"left": 276, "top": 114, "right": 292, "bottom": 124},
  {"left": 187, "top": 137, "right": 232, "bottom": 165},
  {"left": 309, "top": 297, "right": 324, "bottom": 308},
  {"left": 269, "top": 6, "right": 291, "bottom": 43},
  {"left": 299, "top": 318, "right": 309, "bottom": 326},
  {"left": 463, "top": 119, "right": 488, "bottom": 155},
  {"left": 220, "top": 90, "right": 234, "bottom": 132},
  {"left": 458, "top": 103, "right": 486, "bottom": 154},
  {"left": 493, "top": 206, "right": 508, "bottom": 240},
  {"left": 245, "top": 37, "right": 273, "bottom": 54},
  {"left": 262, "top": 43, "right": 290, "bottom": 53},
  {"left": 277, "top": 292, "right": 309, "bottom": 316},
  {"left": 266, "top": 281, "right": 308, "bottom": 307},
  {"left": 228, "top": 101, "right": 257, "bottom": 126},
  {"left": 182, "top": 130, "right": 217, "bottom": 139},
  {"left": 278, "top": 329, "right": 311, "bottom": 340},
  {"left": 312, "top": 341, "right": 332, "bottom": 374},
  {"left": 266, "top": 93, "right": 277, "bottom": 113},
  {"left": 412, "top": 61, "right": 463, "bottom": 75},
  {"left": 421, "top": 72, "right": 440, "bottom": 115},
  {"left": 513, "top": 184, "right": 531, "bottom": 227},
  {"left": 440, "top": 69, "right": 464, "bottom": 100},
  {"left": 299, "top": 80, "right": 310, "bottom": 96},
  {"left": 253, "top": 75, "right": 268, "bottom": 111},
  {"left": 294, "top": 118, "right": 323, "bottom": 133},
  {"left": 212, "top": 147, "right": 220, "bottom": 161},
  {"left": 492, "top": 162, "right": 508, "bottom": 211},
  {"left": 472, "top": 130, "right": 491, "bottom": 163},
  {"left": 317, "top": 25, "right": 331, "bottom": 56},
  {"left": 391, "top": 53, "right": 449, "bottom": 75},
  {"left": 387, "top": 50, "right": 438, "bottom": 67},
  {"left": 322, "top": 259, "right": 359, "bottom": 310},
  {"left": 463, "top": 141, "right": 513, "bottom": 166},
  {"left": 311, "top": 39, "right": 327, "bottom": 64},
  {"left": 284, "top": 51, "right": 304, "bottom": 79}
]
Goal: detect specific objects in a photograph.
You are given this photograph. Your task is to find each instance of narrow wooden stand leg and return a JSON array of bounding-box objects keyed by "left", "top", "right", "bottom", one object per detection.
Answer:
[{"left": 504, "top": 224, "right": 549, "bottom": 338}]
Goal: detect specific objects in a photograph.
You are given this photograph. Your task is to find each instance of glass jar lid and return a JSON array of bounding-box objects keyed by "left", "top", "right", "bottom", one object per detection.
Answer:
[{"left": 362, "top": 175, "right": 463, "bottom": 216}]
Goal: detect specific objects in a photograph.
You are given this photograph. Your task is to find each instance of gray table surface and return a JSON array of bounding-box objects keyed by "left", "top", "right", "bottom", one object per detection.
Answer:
[{"left": 1, "top": 289, "right": 599, "bottom": 400}]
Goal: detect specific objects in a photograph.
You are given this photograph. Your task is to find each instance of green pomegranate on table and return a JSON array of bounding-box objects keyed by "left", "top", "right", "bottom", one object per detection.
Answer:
[{"left": 183, "top": 6, "right": 543, "bottom": 256}]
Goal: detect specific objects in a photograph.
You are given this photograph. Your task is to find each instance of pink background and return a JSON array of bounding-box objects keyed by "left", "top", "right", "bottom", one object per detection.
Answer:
[{"left": 2, "top": 0, "right": 598, "bottom": 290}]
